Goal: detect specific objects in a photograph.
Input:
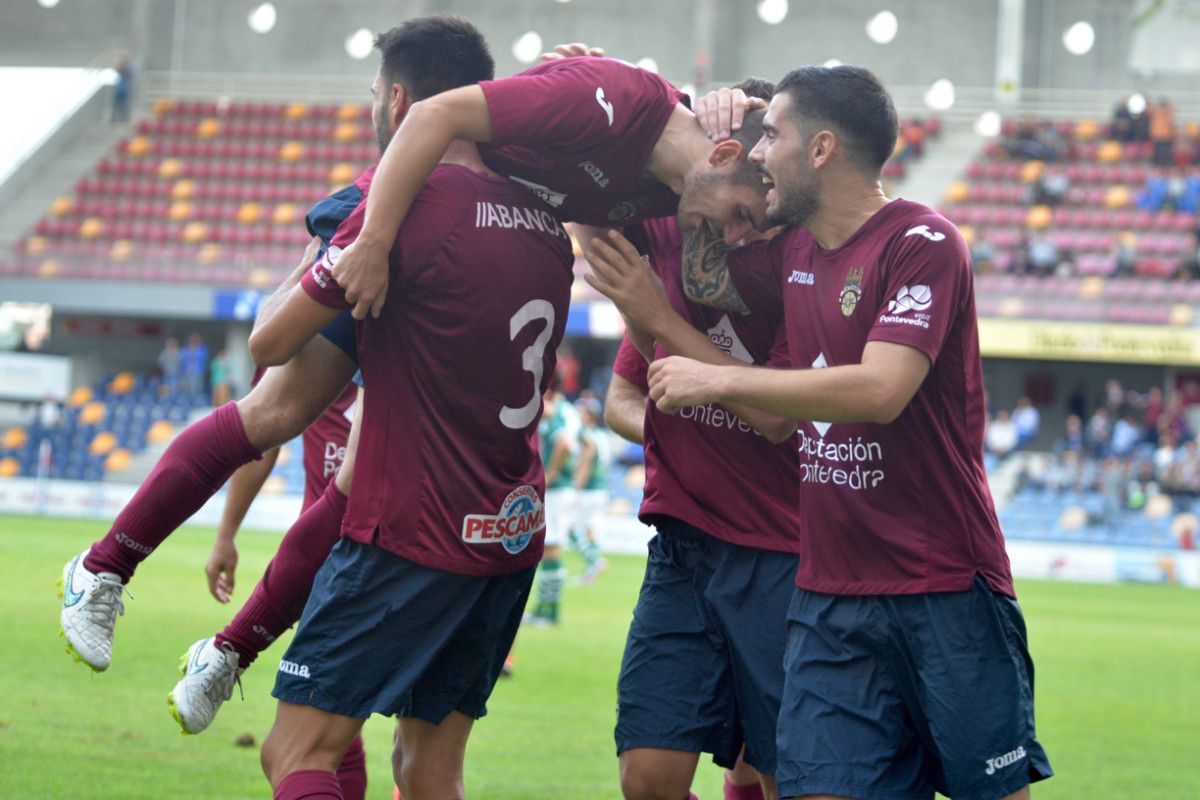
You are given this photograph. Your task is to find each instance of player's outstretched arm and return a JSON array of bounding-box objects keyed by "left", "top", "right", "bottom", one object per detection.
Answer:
[
  {"left": 605, "top": 373, "right": 648, "bottom": 445},
  {"left": 332, "top": 85, "right": 494, "bottom": 320},
  {"left": 681, "top": 230, "right": 750, "bottom": 315},
  {"left": 255, "top": 236, "right": 323, "bottom": 331},
  {"left": 647, "top": 341, "right": 931, "bottom": 425},
  {"left": 585, "top": 229, "right": 794, "bottom": 442},
  {"left": 249, "top": 286, "right": 342, "bottom": 367},
  {"left": 206, "top": 447, "right": 279, "bottom": 602}
]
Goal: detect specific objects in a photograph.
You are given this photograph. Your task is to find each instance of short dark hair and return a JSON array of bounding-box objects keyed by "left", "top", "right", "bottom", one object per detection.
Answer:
[
  {"left": 731, "top": 77, "right": 775, "bottom": 103},
  {"left": 374, "top": 15, "right": 494, "bottom": 101},
  {"left": 775, "top": 65, "right": 898, "bottom": 174}
]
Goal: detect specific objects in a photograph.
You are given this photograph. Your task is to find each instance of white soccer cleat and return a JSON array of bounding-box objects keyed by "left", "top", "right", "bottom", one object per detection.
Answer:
[
  {"left": 167, "top": 638, "right": 243, "bottom": 735},
  {"left": 58, "top": 549, "right": 126, "bottom": 672}
]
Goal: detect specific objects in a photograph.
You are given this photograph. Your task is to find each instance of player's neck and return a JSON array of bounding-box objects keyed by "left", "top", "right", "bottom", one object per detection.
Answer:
[
  {"left": 807, "top": 178, "right": 891, "bottom": 251},
  {"left": 440, "top": 140, "right": 496, "bottom": 177},
  {"left": 644, "top": 105, "right": 712, "bottom": 194}
]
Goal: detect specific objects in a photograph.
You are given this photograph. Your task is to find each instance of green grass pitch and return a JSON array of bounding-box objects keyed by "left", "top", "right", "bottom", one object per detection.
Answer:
[{"left": 1, "top": 513, "right": 1198, "bottom": 798}]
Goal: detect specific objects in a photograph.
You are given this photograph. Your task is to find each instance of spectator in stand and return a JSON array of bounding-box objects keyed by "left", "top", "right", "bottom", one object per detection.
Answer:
[
  {"left": 555, "top": 342, "right": 582, "bottom": 400},
  {"left": 1110, "top": 410, "right": 1142, "bottom": 457},
  {"left": 181, "top": 333, "right": 209, "bottom": 399},
  {"left": 1111, "top": 97, "right": 1135, "bottom": 142},
  {"left": 1112, "top": 231, "right": 1139, "bottom": 277},
  {"left": 1154, "top": 429, "right": 1179, "bottom": 480},
  {"left": 986, "top": 409, "right": 1019, "bottom": 460},
  {"left": 1173, "top": 229, "right": 1200, "bottom": 281},
  {"left": 1149, "top": 98, "right": 1176, "bottom": 167},
  {"left": 1099, "top": 456, "right": 1128, "bottom": 523},
  {"left": 210, "top": 349, "right": 231, "bottom": 407},
  {"left": 157, "top": 336, "right": 181, "bottom": 394},
  {"left": 1086, "top": 406, "right": 1112, "bottom": 457},
  {"left": 1024, "top": 230, "right": 1064, "bottom": 276},
  {"left": 1141, "top": 386, "right": 1165, "bottom": 443},
  {"left": 1031, "top": 167, "right": 1070, "bottom": 207},
  {"left": 38, "top": 394, "right": 61, "bottom": 430},
  {"left": 1067, "top": 379, "right": 1088, "bottom": 422},
  {"left": 112, "top": 56, "right": 133, "bottom": 123},
  {"left": 1012, "top": 395, "right": 1040, "bottom": 448},
  {"left": 1059, "top": 413, "right": 1085, "bottom": 455},
  {"left": 1164, "top": 439, "right": 1200, "bottom": 497},
  {"left": 1158, "top": 390, "right": 1191, "bottom": 444},
  {"left": 1104, "top": 379, "right": 1127, "bottom": 416}
]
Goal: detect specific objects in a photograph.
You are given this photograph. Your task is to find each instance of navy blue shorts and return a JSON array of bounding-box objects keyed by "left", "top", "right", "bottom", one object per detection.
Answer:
[
  {"left": 273, "top": 538, "right": 533, "bottom": 723},
  {"left": 616, "top": 518, "right": 797, "bottom": 774},
  {"left": 318, "top": 309, "right": 357, "bottom": 363},
  {"left": 776, "top": 576, "right": 1053, "bottom": 800}
]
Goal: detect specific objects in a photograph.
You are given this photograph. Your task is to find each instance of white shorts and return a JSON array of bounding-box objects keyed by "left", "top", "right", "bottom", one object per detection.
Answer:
[
  {"left": 543, "top": 487, "right": 577, "bottom": 547},
  {"left": 574, "top": 489, "right": 608, "bottom": 535}
]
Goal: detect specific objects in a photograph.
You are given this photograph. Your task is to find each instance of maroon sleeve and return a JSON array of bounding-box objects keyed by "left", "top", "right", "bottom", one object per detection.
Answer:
[
  {"left": 480, "top": 58, "right": 683, "bottom": 154},
  {"left": 612, "top": 333, "right": 649, "bottom": 391},
  {"left": 867, "top": 216, "right": 971, "bottom": 364},
  {"left": 300, "top": 244, "right": 352, "bottom": 309}
]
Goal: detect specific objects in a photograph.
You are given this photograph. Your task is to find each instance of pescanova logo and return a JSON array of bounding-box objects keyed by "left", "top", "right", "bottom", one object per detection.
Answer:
[{"left": 461, "top": 485, "right": 544, "bottom": 555}]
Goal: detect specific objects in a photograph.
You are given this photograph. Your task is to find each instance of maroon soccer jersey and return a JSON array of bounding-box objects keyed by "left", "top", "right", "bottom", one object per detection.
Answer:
[
  {"left": 743, "top": 200, "right": 1013, "bottom": 596},
  {"left": 615, "top": 219, "right": 799, "bottom": 552},
  {"left": 302, "top": 164, "right": 574, "bottom": 576},
  {"left": 300, "top": 382, "right": 355, "bottom": 510},
  {"left": 478, "top": 57, "right": 683, "bottom": 226}
]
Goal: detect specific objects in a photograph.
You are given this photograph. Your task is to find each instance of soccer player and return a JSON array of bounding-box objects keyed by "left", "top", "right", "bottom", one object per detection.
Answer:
[
  {"left": 250, "top": 35, "right": 575, "bottom": 800},
  {"left": 569, "top": 396, "right": 610, "bottom": 583},
  {"left": 635, "top": 66, "right": 1053, "bottom": 800},
  {"left": 527, "top": 382, "right": 579, "bottom": 624},
  {"left": 55, "top": 15, "right": 490, "bottom": 675},
  {"left": 324, "top": 51, "right": 774, "bottom": 319}
]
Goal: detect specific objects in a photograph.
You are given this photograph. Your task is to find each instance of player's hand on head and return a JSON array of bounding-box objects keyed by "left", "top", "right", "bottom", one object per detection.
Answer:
[
  {"left": 541, "top": 42, "right": 605, "bottom": 61},
  {"left": 583, "top": 229, "right": 669, "bottom": 333},
  {"left": 694, "top": 87, "right": 767, "bottom": 142},
  {"left": 331, "top": 238, "right": 390, "bottom": 320},
  {"left": 205, "top": 539, "right": 238, "bottom": 603},
  {"left": 647, "top": 356, "right": 715, "bottom": 413}
]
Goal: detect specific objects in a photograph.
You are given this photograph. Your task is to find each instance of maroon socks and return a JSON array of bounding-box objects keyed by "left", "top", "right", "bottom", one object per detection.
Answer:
[
  {"left": 724, "top": 774, "right": 766, "bottom": 800},
  {"left": 85, "top": 402, "right": 260, "bottom": 581},
  {"left": 335, "top": 736, "right": 368, "bottom": 800},
  {"left": 274, "top": 770, "right": 343, "bottom": 800},
  {"left": 214, "top": 481, "right": 348, "bottom": 668}
]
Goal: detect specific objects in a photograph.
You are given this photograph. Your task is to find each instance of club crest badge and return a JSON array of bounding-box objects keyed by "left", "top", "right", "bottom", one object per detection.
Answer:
[{"left": 839, "top": 267, "right": 864, "bottom": 317}]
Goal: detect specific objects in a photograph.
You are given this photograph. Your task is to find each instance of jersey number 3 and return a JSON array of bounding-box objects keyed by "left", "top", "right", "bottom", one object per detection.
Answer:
[{"left": 500, "top": 299, "right": 556, "bottom": 430}]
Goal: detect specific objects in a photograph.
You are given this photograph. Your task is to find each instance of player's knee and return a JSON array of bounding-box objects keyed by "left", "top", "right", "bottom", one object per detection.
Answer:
[
  {"left": 395, "top": 754, "right": 464, "bottom": 800},
  {"left": 619, "top": 761, "right": 684, "bottom": 800}
]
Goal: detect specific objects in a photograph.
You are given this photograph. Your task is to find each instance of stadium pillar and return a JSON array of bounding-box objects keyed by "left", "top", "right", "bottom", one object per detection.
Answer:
[{"left": 994, "top": 0, "right": 1025, "bottom": 111}]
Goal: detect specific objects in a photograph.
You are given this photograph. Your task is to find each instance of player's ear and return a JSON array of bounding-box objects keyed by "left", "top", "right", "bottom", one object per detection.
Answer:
[
  {"left": 389, "top": 82, "right": 411, "bottom": 127},
  {"left": 707, "top": 138, "right": 745, "bottom": 168},
  {"left": 810, "top": 129, "right": 836, "bottom": 169}
]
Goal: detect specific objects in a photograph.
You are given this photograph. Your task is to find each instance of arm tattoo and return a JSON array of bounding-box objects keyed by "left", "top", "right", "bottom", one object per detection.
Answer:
[{"left": 682, "top": 231, "right": 751, "bottom": 315}]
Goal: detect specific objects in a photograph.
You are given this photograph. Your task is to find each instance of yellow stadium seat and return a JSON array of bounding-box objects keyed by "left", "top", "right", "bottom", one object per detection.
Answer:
[
  {"left": 1025, "top": 205, "right": 1052, "bottom": 229},
  {"left": 248, "top": 267, "right": 272, "bottom": 287},
  {"left": 1097, "top": 140, "right": 1123, "bottom": 163},
  {"left": 182, "top": 221, "right": 208, "bottom": 244},
  {"left": 1074, "top": 120, "right": 1100, "bottom": 139},
  {"left": 67, "top": 386, "right": 92, "bottom": 407},
  {"left": 26, "top": 237, "right": 46, "bottom": 256},
  {"left": 147, "top": 420, "right": 174, "bottom": 445},
  {"left": 110, "top": 240, "right": 135, "bottom": 262},
  {"left": 1019, "top": 160, "right": 1044, "bottom": 183},
  {"left": 126, "top": 136, "right": 150, "bottom": 156},
  {"left": 79, "top": 217, "right": 105, "bottom": 239},
  {"left": 958, "top": 224, "right": 976, "bottom": 246},
  {"left": 1170, "top": 304, "right": 1194, "bottom": 326},
  {"left": 37, "top": 259, "right": 60, "bottom": 278},
  {"left": 279, "top": 141, "right": 305, "bottom": 162},
  {"left": 272, "top": 203, "right": 297, "bottom": 225},
  {"left": 333, "top": 123, "right": 358, "bottom": 143},
  {"left": 168, "top": 201, "right": 193, "bottom": 222},
  {"left": 108, "top": 372, "right": 135, "bottom": 395},
  {"left": 152, "top": 98, "right": 173, "bottom": 116},
  {"left": 79, "top": 401, "right": 107, "bottom": 426},
  {"left": 1079, "top": 276, "right": 1105, "bottom": 300},
  {"left": 1103, "top": 185, "right": 1131, "bottom": 209},
  {"left": 285, "top": 102, "right": 308, "bottom": 120},
  {"left": 195, "top": 118, "right": 221, "bottom": 138},
  {"left": 328, "top": 163, "right": 356, "bottom": 184},
  {"left": 337, "top": 103, "right": 361, "bottom": 121},
  {"left": 171, "top": 179, "right": 196, "bottom": 200},
  {"left": 198, "top": 243, "right": 222, "bottom": 264},
  {"left": 50, "top": 196, "right": 73, "bottom": 216},
  {"left": 943, "top": 180, "right": 969, "bottom": 204},
  {"left": 237, "top": 203, "right": 261, "bottom": 224},
  {"left": 89, "top": 432, "right": 116, "bottom": 456},
  {"left": 2, "top": 427, "right": 27, "bottom": 450},
  {"left": 0, "top": 457, "right": 18, "bottom": 478},
  {"left": 157, "top": 158, "right": 183, "bottom": 179},
  {"left": 105, "top": 449, "right": 132, "bottom": 472}
]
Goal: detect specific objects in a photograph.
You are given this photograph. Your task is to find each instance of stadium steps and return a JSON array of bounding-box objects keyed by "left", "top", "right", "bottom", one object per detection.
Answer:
[
  {"left": 893, "top": 120, "right": 982, "bottom": 208},
  {"left": 0, "top": 122, "right": 133, "bottom": 250}
]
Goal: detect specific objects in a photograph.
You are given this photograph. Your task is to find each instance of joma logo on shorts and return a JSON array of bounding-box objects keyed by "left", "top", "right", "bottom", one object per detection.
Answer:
[
  {"left": 985, "top": 746, "right": 1026, "bottom": 775},
  {"left": 278, "top": 659, "right": 310, "bottom": 678}
]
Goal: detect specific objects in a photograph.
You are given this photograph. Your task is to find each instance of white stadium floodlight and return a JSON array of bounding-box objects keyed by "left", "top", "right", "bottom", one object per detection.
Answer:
[
  {"left": 1127, "top": 93, "right": 1147, "bottom": 115},
  {"left": 344, "top": 28, "right": 374, "bottom": 60},
  {"left": 247, "top": 3, "right": 277, "bottom": 35},
  {"left": 757, "top": 0, "right": 789, "bottom": 26},
  {"left": 37, "top": 0, "right": 61, "bottom": 8},
  {"left": 512, "top": 31, "right": 543, "bottom": 65},
  {"left": 1062, "top": 21, "right": 1095, "bottom": 56},
  {"left": 636, "top": 57, "right": 659, "bottom": 74},
  {"left": 823, "top": 58, "right": 844, "bottom": 68},
  {"left": 866, "top": 10, "right": 898, "bottom": 44},
  {"left": 924, "top": 78, "right": 956, "bottom": 111},
  {"left": 974, "top": 110, "right": 1002, "bottom": 138}
]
